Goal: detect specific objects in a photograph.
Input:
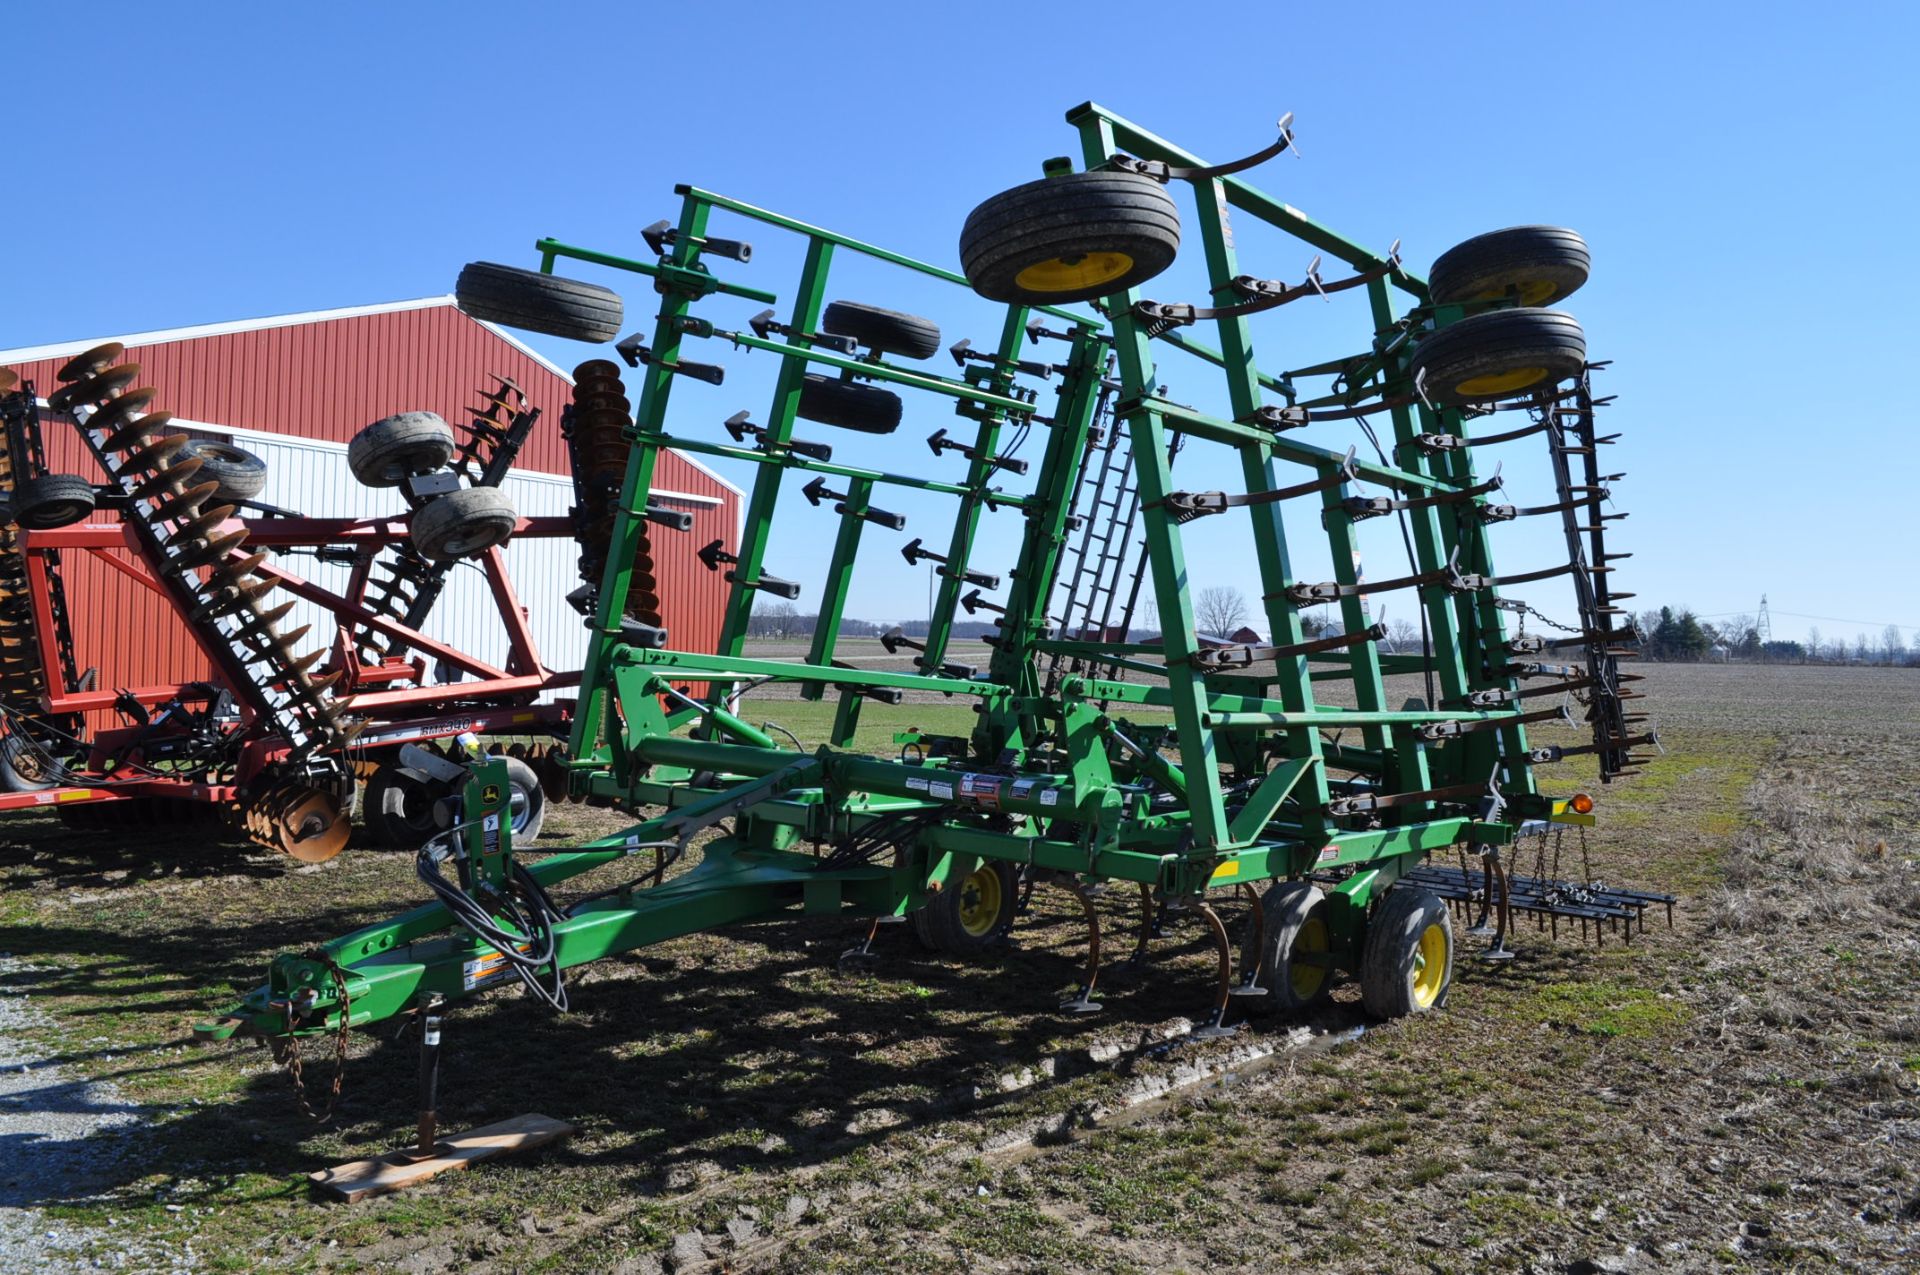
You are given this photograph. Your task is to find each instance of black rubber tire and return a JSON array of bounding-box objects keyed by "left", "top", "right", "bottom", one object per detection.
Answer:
[
  {"left": 497, "top": 755, "right": 546, "bottom": 843},
  {"left": 1359, "top": 886, "right": 1453, "bottom": 1019},
  {"left": 1410, "top": 308, "right": 1587, "bottom": 407},
  {"left": 179, "top": 439, "right": 267, "bottom": 503},
  {"left": 796, "top": 374, "right": 902, "bottom": 435},
  {"left": 410, "top": 486, "right": 518, "bottom": 561},
  {"left": 0, "top": 732, "right": 55, "bottom": 792},
  {"left": 911, "top": 860, "right": 1017, "bottom": 956},
  {"left": 821, "top": 301, "right": 942, "bottom": 360},
  {"left": 1429, "top": 226, "right": 1590, "bottom": 307},
  {"left": 12, "top": 474, "right": 96, "bottom": 530},
  {"left": 363, "top": 764, "right": 443, "bottom": 847},
  {"left": 1240, "top": 881, "right": 1335, "bottom": 1016},
  {"left": 455, "top": 261, "right": 623, "bottom": 344},
  {"left": 348, "top": 412, "right": 455, "bottom": 487},
  {"left": 960, "top": 170, "right": 1181, "bottom": 305}
]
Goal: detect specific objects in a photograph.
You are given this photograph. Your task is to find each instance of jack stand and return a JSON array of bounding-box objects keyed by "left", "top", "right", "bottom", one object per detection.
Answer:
[
  {"left": 396, "top": 995, "right": 448, "bottom": 1163},
  {"left": 309, "top": 991, "right": 575, "bottom": 1203}
]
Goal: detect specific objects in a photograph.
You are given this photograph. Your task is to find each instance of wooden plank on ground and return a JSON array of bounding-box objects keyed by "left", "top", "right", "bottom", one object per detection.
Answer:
[{"left": 310, "top": 1114, "right": 574, "bottom": 1203}]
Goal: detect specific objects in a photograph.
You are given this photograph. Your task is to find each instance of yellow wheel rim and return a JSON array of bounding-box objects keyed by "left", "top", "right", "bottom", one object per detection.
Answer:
[
  {"left": 1454, "top": 365, "right": 1547, "bottom": 397},
  {"left": 955, "top": 866, "right": 1003, "bottom": 938},
  {"left": 1411, "top": 921, "right": 1448, "bottom": 1008},
  {"left": 1289, "top": 913, "right": 1330, "bottom": 1001},
  {"left": 1014, "top": 250, "right": 1134, "bottom": 294},
  {"left": 1471, "top": 279, "right": 1558, "bottom": 306}
]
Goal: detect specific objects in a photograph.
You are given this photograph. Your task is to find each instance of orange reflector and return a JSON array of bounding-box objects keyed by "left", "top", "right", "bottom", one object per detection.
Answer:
[{"left": 1569, "top": 792, "right": 1595, "bottom": 815}]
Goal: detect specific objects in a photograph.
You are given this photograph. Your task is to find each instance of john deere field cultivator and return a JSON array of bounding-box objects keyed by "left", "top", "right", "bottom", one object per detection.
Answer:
[
  {"left": 0, "top": 357, "right": 579, "bottom": 856},
  {"left": 203, "top": 106, "right": 1666, "bottom": 1078}
]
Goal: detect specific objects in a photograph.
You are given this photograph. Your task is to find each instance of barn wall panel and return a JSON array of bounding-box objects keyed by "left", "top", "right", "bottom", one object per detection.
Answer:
[{"left": 4, "top": 302, "right": 740, "bottom": 716}]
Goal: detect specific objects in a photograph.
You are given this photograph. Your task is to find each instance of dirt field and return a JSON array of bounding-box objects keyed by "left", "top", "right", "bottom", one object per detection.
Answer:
[{"left": 2, "top": 663, "right": 1916, "bottom": 1272}]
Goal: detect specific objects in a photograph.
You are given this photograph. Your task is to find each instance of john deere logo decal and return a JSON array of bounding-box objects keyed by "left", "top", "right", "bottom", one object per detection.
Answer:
[{"left": 482, "top": 784, "right": 502, "bottom": 805}]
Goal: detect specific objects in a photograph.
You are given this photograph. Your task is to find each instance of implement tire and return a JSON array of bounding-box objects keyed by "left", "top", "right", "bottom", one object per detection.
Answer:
[
  {"left": 0, "top": 732, "right": 55, "bottom": 792},
  {"left": 497, "top": 755, "right": 547, "bottom": 843},
  {"left": 821, "top": 301, "right": 942, "bottom": 360},
  {"left": 912, "top": 861, "right": 1017, "bottom": 956},
  {"left": 796, "top": 374, "right": 902, "bottom": 435},
  {"left": 1429, "top": 226, "right": 1590, "bottom": 308},
  {"left": 960, "top": 170, "right": 1180, "bottom": 304},
  {"left": 12, "top": 474, "right": 96, "bottom": 530},
  {"left": 179, "top": 439, "right": 267, "bottom": 503},
  {"left": 410, "top": 486, "right": 518, "bottom": 561},
  {"left": 363, "top": 764, "right": 442, "bottom": 848},
  {"left": 1241, "top": 880, "right": 1335, "bottom": 1016},
  {"left": 455, "top": 261, "right": 623, "bottom": 344},
  {"left": 1410, "top": 307, "right": 1586, "bottom": 407},
  {"left": 349, "top": 412, "right": 455, "bottom": 487},
  {"left": 1360, "top": 887, "right": 1453, "bottom": 1019}
]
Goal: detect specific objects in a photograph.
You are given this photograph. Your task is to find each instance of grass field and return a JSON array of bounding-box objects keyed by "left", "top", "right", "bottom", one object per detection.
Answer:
[{"left": 2, "top": 663, "right": 1917, "bottom": 1271}]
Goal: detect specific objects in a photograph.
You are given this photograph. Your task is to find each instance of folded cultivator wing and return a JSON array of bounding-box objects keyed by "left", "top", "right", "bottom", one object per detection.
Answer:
[{"left": 201, "top": 107, "right": 1669, "bottom": 1129}]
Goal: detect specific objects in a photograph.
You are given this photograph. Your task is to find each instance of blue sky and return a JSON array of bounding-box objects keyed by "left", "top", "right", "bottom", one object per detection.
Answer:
[{"left": 5, "top": 3, "right": 1914, "bottom": 648}]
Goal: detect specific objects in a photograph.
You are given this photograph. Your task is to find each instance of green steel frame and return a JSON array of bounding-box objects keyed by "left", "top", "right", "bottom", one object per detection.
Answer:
[{"left": 201, "top": 105, "right": 1609, "bottom": 1046}]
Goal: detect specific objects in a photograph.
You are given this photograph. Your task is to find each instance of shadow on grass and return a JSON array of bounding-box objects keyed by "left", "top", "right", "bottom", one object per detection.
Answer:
[{"left": 0, "top": 886, "right": 1334, "bottom": 1212}]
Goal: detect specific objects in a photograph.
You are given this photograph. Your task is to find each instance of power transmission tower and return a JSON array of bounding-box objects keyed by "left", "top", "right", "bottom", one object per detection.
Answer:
[{"left": 1757, "top": 594, "right": 1772, "bottom": 644}]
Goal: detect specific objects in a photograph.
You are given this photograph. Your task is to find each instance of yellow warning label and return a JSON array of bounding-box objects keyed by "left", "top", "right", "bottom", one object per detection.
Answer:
[{"left": 1210, "top": 860, "right": 1241, "bottom": 881}]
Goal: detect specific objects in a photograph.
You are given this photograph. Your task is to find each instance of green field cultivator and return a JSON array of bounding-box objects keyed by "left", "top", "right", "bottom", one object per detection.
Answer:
[{"left": 199, "top": 105, "right": 1668, "bottom": 1130}]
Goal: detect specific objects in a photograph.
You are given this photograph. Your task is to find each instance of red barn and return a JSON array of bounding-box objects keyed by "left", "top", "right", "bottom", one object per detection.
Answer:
[{"left": 0, "top": 297, "right": 740, "bottom": 706}]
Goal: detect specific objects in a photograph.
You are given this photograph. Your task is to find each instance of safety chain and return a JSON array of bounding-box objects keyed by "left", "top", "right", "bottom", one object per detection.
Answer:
[
  {"left": 275, "top": 948, "right": 352, "bottom": 1122},
  {"left": 1514, "top": 600, "right": 1584, "bottom": 635}
]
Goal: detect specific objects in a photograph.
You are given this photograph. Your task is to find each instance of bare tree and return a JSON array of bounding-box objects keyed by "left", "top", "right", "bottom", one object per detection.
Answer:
[
  {"left": 1885, "top": 625, "right": 1906, "bottom": 664},
  {"left": 1195, "top": 586, "right": 1249, "bottom": 637},
  {"left": 751, "top": 600, "right": 801, "bottom": 639},
  {"left": 1386, "top": 618, "right": 1422, "bottom": 654}
]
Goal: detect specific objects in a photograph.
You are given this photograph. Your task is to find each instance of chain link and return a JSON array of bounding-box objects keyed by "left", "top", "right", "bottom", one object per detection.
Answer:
[
  {"left": 276, "top": 949, "right": 352, "bottom": 1123},
  {"left": 1516, "top": 601, "right": 1584, "bottom": 635}
]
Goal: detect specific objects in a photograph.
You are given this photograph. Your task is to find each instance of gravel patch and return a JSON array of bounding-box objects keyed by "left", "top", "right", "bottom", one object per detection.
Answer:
[{"left": 0, "top": 956, "right": 183, "bottom": 1273}]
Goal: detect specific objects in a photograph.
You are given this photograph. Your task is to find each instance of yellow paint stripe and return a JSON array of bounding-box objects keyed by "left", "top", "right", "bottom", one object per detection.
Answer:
[{"left": 1210, "top": 860, "right": 1241, "bottom": 881}]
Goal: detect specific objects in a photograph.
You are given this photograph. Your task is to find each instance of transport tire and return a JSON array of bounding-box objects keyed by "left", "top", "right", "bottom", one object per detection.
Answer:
[
  {"left": 1359, "top": 886, "right": 1453, "bottom": 1019},
  {"left": 179, "top": 439, "right": 268, "bottom": 503},
  {"left": 363, "top": 764, "right": 442, "bottom": 847},
  {"left": 1428, "top": 226, "right": 1590, "bottom": 308},
  {"left": 348, "top": 412, "right": 455, "bottom": 487},
  {"left": 820, "top": 301, "right": 942, "bottom": 360},
  {"left": 1409, "top": 307, "right": 1587, "bottom": 407},
  {"left": 455, "top": 261, "right": 624, "bottom": 344},
  {"left": 12, "top": 474, "right": 96, "bottom": 530},
  {"left": 410, "top": 486, "right": 518, "bottom": 561},
  {"left": 960, "top": 170, "right": 1181, "bottom": 304},
  {"left": 911, "top": 860, "right": 1018, "bottom": 956},
  {"left": 497, "top": 755, "right": 547, "bottom": 843},
  {"left": 1241, "top": 880, "right": 1335, "bottom": 1015},
  {"left": 795, "top": 374, "right": 902, "bottom": 435},
  {"left": 0, "top": 732, "right": 55, "bottom": 792}
]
